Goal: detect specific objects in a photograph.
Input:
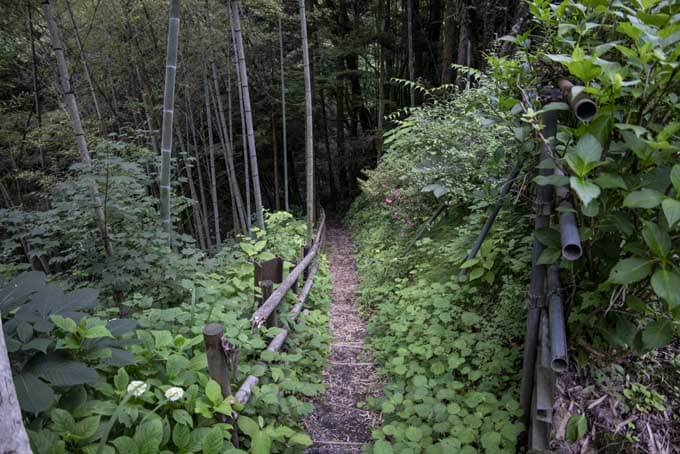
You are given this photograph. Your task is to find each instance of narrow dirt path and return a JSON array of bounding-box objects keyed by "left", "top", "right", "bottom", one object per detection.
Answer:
[{"left": 305, "top": 222, "right": 382, "bottom": 453}]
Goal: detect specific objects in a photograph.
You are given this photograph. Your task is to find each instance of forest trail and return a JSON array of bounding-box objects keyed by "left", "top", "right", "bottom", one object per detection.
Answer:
[{"left": 304, "top": 222, "right": 382, "bottom": 453}]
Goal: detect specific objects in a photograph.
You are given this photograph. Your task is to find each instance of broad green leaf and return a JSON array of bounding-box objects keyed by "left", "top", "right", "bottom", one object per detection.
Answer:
[
  {"left": 25, "top": 353, "right": 97, "bottom": 386},
  {"left": 623, "top": 189, "right": 665, "bottom": 209},
  {"left": 172, "top": 423, "right": 191, "bottom": 451},
  {"left": 540, "top": 102, "right": 569, "bottom": 112},
  {"left": 641, "top": 320, "right": 673, "bottom": 350},
  {"left": 133, "top": 419, "right": 163, "bottom": 454},
  {"left": 662, "top": 198, "right": 680, "bottom": 227},
  {"left": 50, "top": 315, "right": 78, "bottom": 334},
  {"left": 205, "top": 379, "right": 223, "bottom": 406},
  {"left": 642, "top": 222, "right": 670, "bottom": 258},
  {"left": 112, "top": 437, "right": 139, "bottom": 454},
  {"left": 51, "top": 408, "right": 76, "bottom": 433},
  {"left": 594, "top": 173, "right": 627, "bottom": 190},
  {"left": 608, "top": 257, "right": 653, "bottom": 284},
  {"left": 201, "top": 427, "right": 224, "bottom": 454},
  {"left": 381, "top": 401, "right": 395, "bottom": 413},
  {"left": 238, "top": 416, "right": 259, "bottom": 439},
  {"left": 14, "top": 372, "right": 54, "bottom": 414},
  {"left": 114, "top": 368, "right": 129, "bottom": 392},
  {"left": 460, "top": 312, "right": 481, "bottom": 326},
  {"left": 74, "top": 415, "right": 100, "bottom": 439},
  {"left": 374, "top": 439, "right": 394, "bottom": 454},
  {"left": 537, "top": 248, "right": 561, "bottom": 265},
  {"left": 671, "top": 165, "right": 680, "bottom": 194},
  {"left": 651, "top": 268, "right": 680, "bottom": 307},
  {"left": 251, "top": 431, "right": 271, "bottom": 454},
  {"left": 534, "top": 228, "right": 561, "bottom": 248},
  {"left": 172, "top": 409, "right": 194, "bottom": 427},
  {"left": 405, "top": 426, "right": 423, "bottom": 442},
  {"left": 570, "top": 177, "right": 601, "bottom": 206},
  {"left": 574, "top": 134, "right": 602, "bottom": 164},
  {"left": 566, "top": 415, "right": 587, "bottom": 442}
]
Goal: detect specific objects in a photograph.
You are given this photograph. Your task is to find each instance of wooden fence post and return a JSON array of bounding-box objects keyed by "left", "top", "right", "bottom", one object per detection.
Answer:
[
  {"left": 203, "top": 323, "right": 230, "bottom": 397},
  {"left": 302, "top": 246, "right": 311, "bottom": 281},
  {"left": 290, "top": 259, "right": 298, "bottom": 294},
  {"left": 260, "top": 280, "right": 276, "bottom": 327}
]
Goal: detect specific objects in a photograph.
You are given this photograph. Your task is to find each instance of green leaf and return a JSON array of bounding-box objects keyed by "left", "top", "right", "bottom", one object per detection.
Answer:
[
  {"left": 201, "top": 427, "right": 224, "bottom": 454},
  {"left": 566, "top": 415, "right": 587, "bottom": 442},
  {"left": 594, "top": 173, "right": 627, "bottom": 190},
  {"left": 642, "top": 222, "right": 671, "bottom": 258},
  {"left": 537, "top": 248, "right": 561, "bottom": 265},
  {"left": 172, "top": 409, "right": 194, "bottom": 427},
  {"left": 25, "top": 353, "right": 97, "bottom": 386},
  {"left": 374, "top": 439, "right": 394, "bottom": 454},
  {"left": 540, "top": 102, "right": 569, "bottom": 112},
  {"left": 623, "top": 189, "right": 665, "bottom": 209},
  {"left": 651, "top": 268, "right": 680, "bottom": 308},
  {"left": 641, "top": 320, "right": 674, "bottom": 350},
  {"left": 238, "top": 416, "right": 259, "bottom": 439},
  {"left": 82, "top": 324, "right": 113, "bottom": 339},
  {"left": 205, "top": 379, "right": 223, "bottom": 406},
  {"left": 662, "top": 198, "right": 680, "bottom": 227},
  {"left": 381, "top": 401, "right": 395, "bottom": 414},
  {"left": 74, "top": 415, "right": 100, "bottom": 439},
  {"left": 570, "top": 177, "right": 601, "bottom": 206},
  {"left": 405, "top": 426, "right": 423, "bottom": 442},
  {"left": 288, "top": 433, "right": 312, "bottom": 447},
  {"left": 535, "top": 228, "right": 561, "bottom": 248},
  {"left": 574, "top": 134, "right": 602, "bottom": 164},
  {"left": 112, "top": 437, "right": 139, "bottom": 454},
  {"left": 51, "top": 408, "right": 76, "bottom": 433},
  {"left": 13, "top": 372, "right": 54, "bottom": 414},
  {"left": 461, "top": 312, "right": 481, "bottom": 326},
  {"left": 172, "top": 424, "right": 191, "bottom": 451},
  {"left": 671, "top": 164, "right": 680, "bottom": 194},
  {"left": 608, "top": 257, "right": 653, "bottom": 284},
  {"left": 50, "top": 315, "right": 78, "bottom": 334},
  {"left": 133, "top": 419, "right": 163, "bottom": 454},
  {"left": 114, "top": 368, "right": 129, "bottom": 392},
  {"left": 251, "top": 431, "right": 271, "bottom": 454}
]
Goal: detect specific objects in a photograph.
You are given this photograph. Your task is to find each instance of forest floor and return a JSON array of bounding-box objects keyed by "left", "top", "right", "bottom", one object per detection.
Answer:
[{"left": 304, "top": 222, "right": 382, "bottom": 453}]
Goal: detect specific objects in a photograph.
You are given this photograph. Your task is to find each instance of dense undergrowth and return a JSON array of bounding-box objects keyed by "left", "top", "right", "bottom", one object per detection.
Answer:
[
  {"left": 1, "top": 209, "right": 330, "bottom": 454},
  {"left": 348, "top": 88, "right": 533, "bottom": 453}
]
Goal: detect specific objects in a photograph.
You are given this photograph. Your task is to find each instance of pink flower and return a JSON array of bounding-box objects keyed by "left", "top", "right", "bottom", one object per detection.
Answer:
[
  {"left": 385, "top": 197, "right": 393, "bottom": 205},
  {"left": 395, "top": 188, "right": 401, "bottom": 200}
]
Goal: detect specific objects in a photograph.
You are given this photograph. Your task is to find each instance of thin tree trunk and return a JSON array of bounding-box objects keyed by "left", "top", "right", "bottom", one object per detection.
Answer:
[
  {"left": 299, "top": 0, "right": 314, "bottom": 242},
  {"left": 159, "top": 0, "right": 180, "bottom": 242},
  {"left": 27, "top": 3, "right": 43, "bottom": 168},
  {"left": 230, "top": 1, "right": 264, "bottom": 230},
  {"left": 272, "top": 109, "right": 280, "bottom": 210},
  {"left": 177, "top": 126, "right": 207, "bottom": 250},
  {"left": 440, "top": 0, "right": 456, "bottom": 84},
  {"left": 187, "top": 92, "right": 213, "bottom": 250},
  {"left": 278, "top": 14, "right": 289, "bottom": 211},
  {"left": 64, "top": 0, "right": 105, "bottom": 134},
  {"left": 319, "top": 88, "right": 335, "bottom": 204},
  {"left": 210, "top": 59, "right": 247, "bottom": 233},
  {"left": 42, "top": 0, "right": 113, "bottom": 257},
  {"left": 202, "top": 51, "right": 221, "bottom": 250},
  {"left": 232, "top": 36, "right": 251, "bottom": 230},
  {"left": 376, "top": 0, "right": 385, "bottom": 156},
  {"left": 407, "top": 0, "right": 415, "bottom": 106}
]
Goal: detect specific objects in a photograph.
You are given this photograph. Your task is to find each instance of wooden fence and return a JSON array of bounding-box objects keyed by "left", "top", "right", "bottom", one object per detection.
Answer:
[{"left": 202, "top": 211, "right": 327, "bottom": 423}]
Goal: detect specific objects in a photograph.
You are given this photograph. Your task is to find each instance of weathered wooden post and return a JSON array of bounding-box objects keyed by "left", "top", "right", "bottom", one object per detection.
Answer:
[
  {"left": 260, "top": 280, "right": 276, "bottom": 327},
  {"left": 290, "top": 259, "right": 299, "bottom": 294},
  {"left": 302, "top": 246, "right": 311, "bottom": 281},
  {"left": 203, "top": 323, "right": 230, "bottom": 397},
  {"left": 254, "top": 257, "right": 283, "bottom": 327}
]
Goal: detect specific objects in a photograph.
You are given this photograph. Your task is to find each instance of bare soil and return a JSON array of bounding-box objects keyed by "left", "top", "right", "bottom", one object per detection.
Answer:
[{"left": 304, "top": 222, "right": 382, "bottom": 453}]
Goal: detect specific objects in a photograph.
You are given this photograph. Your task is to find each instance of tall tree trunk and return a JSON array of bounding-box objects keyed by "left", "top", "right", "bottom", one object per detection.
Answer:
[
  {"left": 42, "top": 0, "right": 113, "bottom": 257},
  {"left": 335, "top": 58, "right": 349, "bottom": 197},
  {"left": 278, "top": 14, "right": 289, "bottom": 211},
  {"left": 0, "top": 317, "right": 31, "bottom": 454},
  {"left": 230, "top": 1, "right": 265, "bottom": 230},
  {"left": 440, "top": 0, "right": 456, "bottom": 84},
  {"left": 320, "top": 88, "right": 336, "bottom": 205},
  {"left": 406, "top": 0, "right": 415, "bottom": 106},
  {"left": 299, "top": 0, "right": 314, "bottom": 242},
  {"left": 271, "top": 109, "right": 280, "bottom": 210},
  {"left": 202, "top": 51, "right": 221, "bottom": 250},
  {"left": 376, "top": 0, "right": 385, "bottom": 157},
  {"left": 231, "top": 32, "right": 251, "bottom": 230},
  {"left": 64, "top": 0, "right": 105, "bottom": 134},
  {"left": 159, "top": 0, "right": 180, "bottom": 242},
  {"left": 27, "top": 3, "right": 43, "bottom": 168},
  {"left": 187, "top": 92, "right": 213, "bottom": 250},
  {"left": 177, "top": 126, "right": 207, "bottom": 250},
  {"left": 210, "top": 59, "right": 247, "bottom": 233}
]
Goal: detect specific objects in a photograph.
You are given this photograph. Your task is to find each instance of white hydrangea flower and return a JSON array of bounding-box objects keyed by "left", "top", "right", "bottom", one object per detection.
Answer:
[
  {"left": 165, "top": 386, "right": 185, "bottom": 402},
  {"left": 127, "top": 380, "right": 148, "bottom": 397}
]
